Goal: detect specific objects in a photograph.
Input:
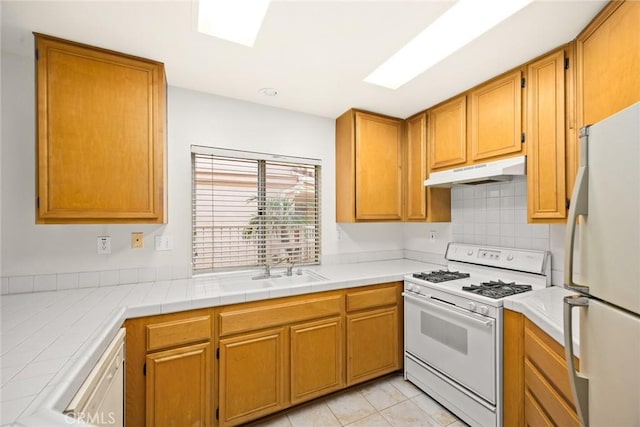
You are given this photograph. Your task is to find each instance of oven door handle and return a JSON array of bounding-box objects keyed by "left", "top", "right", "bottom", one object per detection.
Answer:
[{"left": 403, "top": 292, "right": 494, "bottom": 327}]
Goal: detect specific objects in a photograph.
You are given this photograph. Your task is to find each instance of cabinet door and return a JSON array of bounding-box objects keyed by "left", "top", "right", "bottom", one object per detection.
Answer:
[
  {"left": 577, "top": 1, "right": 640, "bottom": 126},
  {"left": 527, "top": 50, "right": 567, "bottom": 222},
  {"left": 35, "top": 33, "right": 166, "bottom": 223},
  {"left": 470, "top": 70, "right": 523, "bottom": 162},
  {"left": 355, "top": 112, "right": 403, "bottom": 220},
  {"left": 219, "top": 328, "right": 286, "bottom": 426},
  {"left": 428, "top": 95, "right": 467, "bottom": 171},
  {"left": 405, "top": 113, "right": 428, "bottom": 221},
  {"left": 290, "top": 317, "right": 344, "bottom": 404},
  {"left": 347, "top": 307, "right": 399, "bottom": 385},
  {"left": 146, "top": 342, "right": 211, "bottom": 427}
]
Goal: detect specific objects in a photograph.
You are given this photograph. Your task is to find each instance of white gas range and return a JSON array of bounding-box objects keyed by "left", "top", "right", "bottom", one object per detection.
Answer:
[{"left": 403, "top": 243, "right": 550, "bottom": 427}]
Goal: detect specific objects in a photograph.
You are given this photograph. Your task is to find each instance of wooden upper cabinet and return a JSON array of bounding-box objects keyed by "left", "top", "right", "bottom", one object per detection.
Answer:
[
  {"left": 527, "top": 49, "right": 567, "bottom": 223},
  {"left": 405, "top": 113, "right": 451, "bottom": 222},
  {"left": 427, "top": 95, "right": 467, "bottom": 171},
  {"left": 35, "top": 33, "right": 166, "bottom": 223},
  {"left": 405, "top": 113, "right": 427, "bottom": 221},
  {"left": 336, "top": 110, "right": 403, "bottom": 222},
  {"left": 470, "top": 70, "right": 524, "bottom": 162},
  {"left": 577, "top": 0, "right": 640, "bottom": 127}
]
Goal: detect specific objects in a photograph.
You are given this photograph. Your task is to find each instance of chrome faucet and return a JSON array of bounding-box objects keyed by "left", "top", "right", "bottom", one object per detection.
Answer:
[{"left": 285, "top": 260, "right": 295, "bottom": 277}]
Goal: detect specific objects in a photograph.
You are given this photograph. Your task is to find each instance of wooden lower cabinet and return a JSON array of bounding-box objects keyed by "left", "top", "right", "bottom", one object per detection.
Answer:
[
  {"left": 218, "top": 328, "right": 286, "bottom": 426},
  {"left": 290, "top": 317, "right": 344, "bottom": 404},
  {"left": 503, "top": 310, "right": 580, "bottom": 427},
  {"left": 347, "top": 307, "right": 399, "bottom": 385},
  {"left": 124, "top": 309, "right": 215, "bottom": 427},
  {"left": 146, "top": 342, "right": 212, "bottom": 427},
  {"left": 345, "top": 282, "right": 402, "bottom": 386},
  {"left": 126, "top": 285, "right": 403, "bottom": 426}
]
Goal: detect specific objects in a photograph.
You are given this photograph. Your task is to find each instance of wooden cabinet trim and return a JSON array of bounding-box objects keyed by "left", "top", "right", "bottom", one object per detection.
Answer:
[
  {"left": 219, "top": 293, "right": 343, "bottom": 337},
  {"left": 503, "top": 310, "right": 525, "bottom": 427},
  {"left": 146, "top": 315, "right": 212, "bottom": 352}
]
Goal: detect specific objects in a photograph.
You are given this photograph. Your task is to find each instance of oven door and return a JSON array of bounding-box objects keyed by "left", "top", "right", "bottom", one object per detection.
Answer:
[{"left": 404, "top": 292, "right": 496, "bottom": 403}]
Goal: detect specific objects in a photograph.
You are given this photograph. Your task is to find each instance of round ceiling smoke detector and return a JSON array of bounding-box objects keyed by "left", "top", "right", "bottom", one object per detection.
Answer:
[{"left": 258, "top": 88, "right": 278, "bottom": 97}]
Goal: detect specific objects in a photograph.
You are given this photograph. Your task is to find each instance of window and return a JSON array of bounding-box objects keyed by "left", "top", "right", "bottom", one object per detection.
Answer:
[{"left": 192, "top": 146, "right": 321, "bottom": 274}]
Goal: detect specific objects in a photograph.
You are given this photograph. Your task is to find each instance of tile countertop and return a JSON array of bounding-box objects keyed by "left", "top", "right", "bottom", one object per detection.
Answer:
[
  {"left": 504, "top": 286, "right": 581, "bottom": 356},
  {"left": 0, "top": 259, "right": 441, "bottom": 426},
  {"left": 1, "top": 260, "right": 579, "bottom": 426}
]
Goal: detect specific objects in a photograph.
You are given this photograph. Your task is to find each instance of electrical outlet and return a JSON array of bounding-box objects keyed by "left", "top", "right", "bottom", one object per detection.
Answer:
[
  {"left": 131, "top": 232, "right": 144, "bottom": 249},
  {"left": 429, "top": 231, "right": 437, "bottom": 241},
  {"left": 155, "top": 236, "right": 173, "bottom": 251},
  {"left": 97, "top": 236, "right": 111, "bottom": 254}
]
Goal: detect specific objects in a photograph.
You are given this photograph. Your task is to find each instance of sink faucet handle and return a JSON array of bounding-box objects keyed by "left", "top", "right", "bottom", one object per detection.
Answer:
[{"left": 285, "top": 260, "right": 295, "bottom": 276}]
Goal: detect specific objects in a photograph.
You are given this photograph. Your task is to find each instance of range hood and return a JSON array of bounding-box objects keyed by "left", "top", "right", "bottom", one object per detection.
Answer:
[{"left": 424, "top": 155, "right": 526, "bottom": 187}]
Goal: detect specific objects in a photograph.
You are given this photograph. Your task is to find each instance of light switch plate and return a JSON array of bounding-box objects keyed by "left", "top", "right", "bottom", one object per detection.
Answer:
[{"left": 155, "top": 236, "right": 173, "bottom": 251}]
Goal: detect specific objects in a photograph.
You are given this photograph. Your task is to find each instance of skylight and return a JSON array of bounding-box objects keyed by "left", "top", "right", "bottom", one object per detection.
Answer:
[
  {"left": 364, "top": 0, "right": 535, "bottom": 90},
  {"left": 197, "top": 0, "right": 270, "bottom": 47}
]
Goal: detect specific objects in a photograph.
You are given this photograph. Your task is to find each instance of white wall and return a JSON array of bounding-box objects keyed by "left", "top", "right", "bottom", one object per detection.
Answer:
[{"left": 0, "top": 51, "right": 407, "bottom": 278}]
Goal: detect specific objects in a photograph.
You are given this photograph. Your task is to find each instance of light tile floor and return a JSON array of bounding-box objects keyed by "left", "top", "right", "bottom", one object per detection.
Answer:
[{"left": 248, "top": 373, "right": 468, "bottom": 427}]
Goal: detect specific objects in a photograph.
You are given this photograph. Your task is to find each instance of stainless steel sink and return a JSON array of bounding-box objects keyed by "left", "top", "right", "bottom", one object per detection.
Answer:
[{"left": 216, "top": 269, "right": 327, "bottom": 293}]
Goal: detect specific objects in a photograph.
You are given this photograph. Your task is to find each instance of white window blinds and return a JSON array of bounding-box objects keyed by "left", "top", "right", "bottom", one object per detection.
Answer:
[{"left": 192, "top": 146, "right": 321, "bottom": 273}]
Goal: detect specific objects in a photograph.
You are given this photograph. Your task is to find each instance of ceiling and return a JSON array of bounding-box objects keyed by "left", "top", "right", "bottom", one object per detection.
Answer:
[{"left": 1, "top": 0, "right": 607, "bottom": 119}]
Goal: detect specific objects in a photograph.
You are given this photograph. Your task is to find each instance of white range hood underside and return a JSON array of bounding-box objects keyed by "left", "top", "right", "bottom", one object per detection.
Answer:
[{"left": 424, "top": 155, "right": 526, "bottom": 188}]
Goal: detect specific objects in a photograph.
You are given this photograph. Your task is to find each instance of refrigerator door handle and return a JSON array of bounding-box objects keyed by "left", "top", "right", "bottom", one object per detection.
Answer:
[
  {"left": 564, "top": 127, "right": 589, "bottom": 292},
  {"left": 564, "top": 295, "right": 589, "bottom": 427}
]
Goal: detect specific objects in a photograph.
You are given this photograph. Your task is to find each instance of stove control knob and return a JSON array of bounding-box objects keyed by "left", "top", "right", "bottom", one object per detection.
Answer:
[
  {"left": 468, "top": 302, "right": 477, "bottom": 311},
  {"left": 480, "top": 306, "right": 489, "bottom": 315},
  {"left": 467, "top": 250, "right": 474, "bottom": 256},
  {"left": 506, "top": 254, "right": 514, "bottom": 261}
]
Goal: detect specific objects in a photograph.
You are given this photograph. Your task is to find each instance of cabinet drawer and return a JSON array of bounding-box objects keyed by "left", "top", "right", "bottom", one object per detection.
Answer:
[
  {"left": 146, "top": 315, "right": 212, "bottom": 352},
  {"left": 524, "top": 319, "right": 576, "bottom": 405},
  {"left": 524, "top": 359, "right": 579, "bottom": 427},
  {"left": 524, "top": 390, "right": 553, "bottom": 427},
  {"left": 346, "top": 283, "right": 399, "bottom": 312},
  {"left": 219, "top": 293, "right": 343, "bottom": 337}
]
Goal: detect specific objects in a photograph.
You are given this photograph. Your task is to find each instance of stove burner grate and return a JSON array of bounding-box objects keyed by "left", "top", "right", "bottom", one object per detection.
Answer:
[
  {"left": 462, "top": 280, "right": 532, "bottom": 299},
  {"left": 412, "top": 270, "right": 470, "bottom": 283}
]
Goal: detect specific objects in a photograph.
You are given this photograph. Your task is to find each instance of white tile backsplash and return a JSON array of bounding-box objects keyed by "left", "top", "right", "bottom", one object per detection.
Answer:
[
  {"left": 33, "top": 275, "right": 57, "bottom": 292},
  {"left": 56, "top": 273, "right": 78, "bottom": 290},
  {"left": 451, "top": 177, "right": 552, "bottom": 254},
  {"left": 1, "top": 264, "right": 194, "bottom": 295},
  {"left": 99, "top": 270, "right": 119, "bottom": 287},
  {"left": 8, "top": 276, "right": 34, "bottom": 294},
  {"left": 78, "top": 272, "right": 99, "bottom": 289}
]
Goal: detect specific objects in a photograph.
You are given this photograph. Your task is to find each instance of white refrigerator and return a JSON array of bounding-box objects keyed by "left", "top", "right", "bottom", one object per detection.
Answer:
[{"left": 564, "top": 102, "right": 640, "bottom": 427}]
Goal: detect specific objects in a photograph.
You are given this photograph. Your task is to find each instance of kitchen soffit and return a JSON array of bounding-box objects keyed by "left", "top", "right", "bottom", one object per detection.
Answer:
[{"left": 1, "top": 0, "right": 606, "bottom": 119}]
